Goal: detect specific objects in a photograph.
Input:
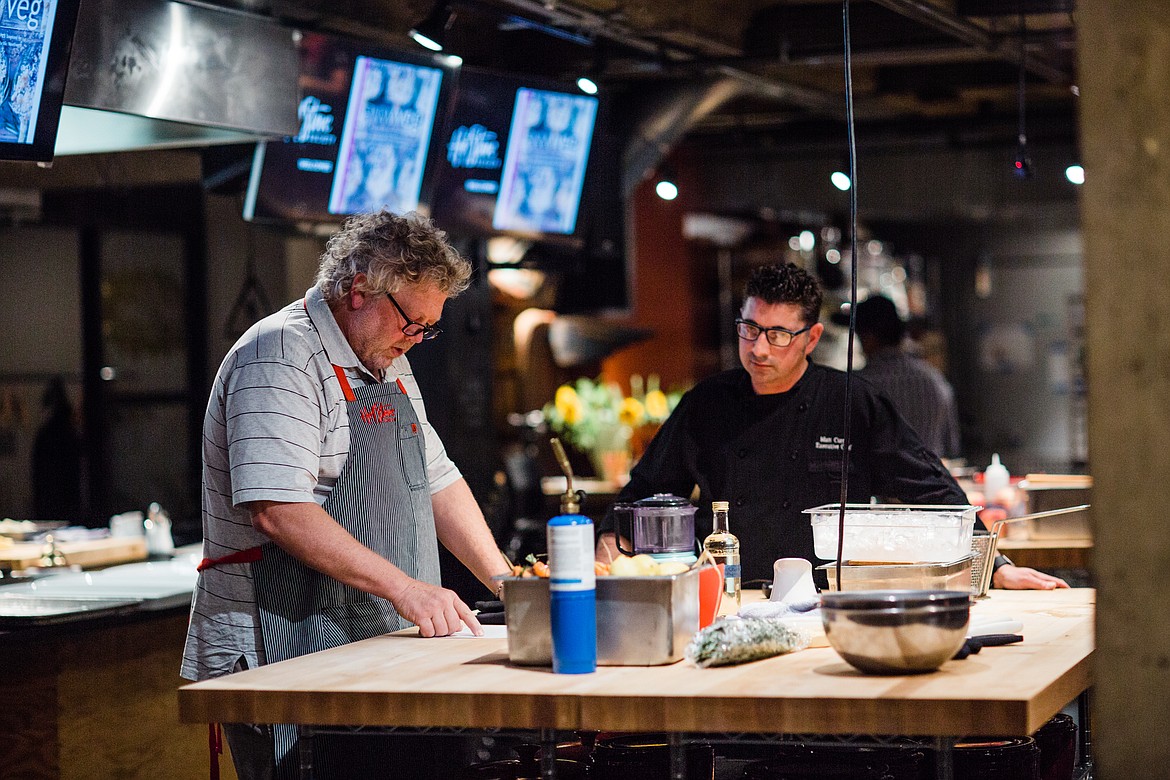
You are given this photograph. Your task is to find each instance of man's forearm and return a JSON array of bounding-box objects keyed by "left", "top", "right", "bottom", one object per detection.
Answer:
[
  {"left": 248, "top": 498, "right": 486, "bottom": 636},
  {"left": 595, "top": 531, "right": 620, "bottom": 563},
  {"left": 432, "top": 478, "right": 512, "bottom": 594},
  {"left": 248, "top": 500, "right": 413, "bottom": 600}
]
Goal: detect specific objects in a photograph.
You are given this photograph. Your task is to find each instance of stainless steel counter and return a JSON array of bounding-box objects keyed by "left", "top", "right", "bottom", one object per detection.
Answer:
[{"left": 0, "top": 545, "right": 199, "bottom": 629}]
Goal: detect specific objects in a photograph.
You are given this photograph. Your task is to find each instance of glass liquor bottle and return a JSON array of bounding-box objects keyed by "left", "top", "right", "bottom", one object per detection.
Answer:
[{"left": 703, "top": 500, "right": 741, "bottom": 615}]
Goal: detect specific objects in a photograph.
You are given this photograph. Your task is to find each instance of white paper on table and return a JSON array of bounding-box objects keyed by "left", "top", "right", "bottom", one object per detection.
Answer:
[{"left": 450, "top": 624, "right": 508, "bottom": 639}]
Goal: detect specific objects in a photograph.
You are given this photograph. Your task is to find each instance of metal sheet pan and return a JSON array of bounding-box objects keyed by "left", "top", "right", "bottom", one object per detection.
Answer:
[{"left": 0, "top": 593, "right": 143, "bottom": 628}]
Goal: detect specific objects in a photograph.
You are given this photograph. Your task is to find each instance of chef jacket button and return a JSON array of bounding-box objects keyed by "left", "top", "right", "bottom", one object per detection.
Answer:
[
  {"left": 790, "top": 451, "right": 799, "bottom": 460},
  {"left": 735, "top": 498, "right": 745, "bottom": 507},
  {"left": 737, "top": 448, "right": 748, "bottom": 458},
  {"left": 782, "top": 500, "right": 791, "bottom": 509},
  {"left": 798, "top": 402, "right": 808, "bottom": 412}
]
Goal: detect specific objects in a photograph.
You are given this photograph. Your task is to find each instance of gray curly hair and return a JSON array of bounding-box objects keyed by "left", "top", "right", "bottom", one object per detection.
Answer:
[{"left": 315, "top": 210, "right": 471, "bottom": 302}]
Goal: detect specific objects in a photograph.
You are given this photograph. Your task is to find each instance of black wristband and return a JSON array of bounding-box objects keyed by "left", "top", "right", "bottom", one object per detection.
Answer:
[{"left": 992, "top": 553, "right": 1013, "bottom": 573}]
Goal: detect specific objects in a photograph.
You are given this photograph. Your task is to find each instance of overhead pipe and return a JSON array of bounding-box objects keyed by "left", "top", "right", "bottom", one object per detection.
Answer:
[
  {"left": 474, "top": 0, "right": 846, "bottom": 197},
  {"left": 479, "top": 0, "right": 842, "bottom": 113},
  {"left": 867, "top": 0, "right": 1070, "bottom": 84}
]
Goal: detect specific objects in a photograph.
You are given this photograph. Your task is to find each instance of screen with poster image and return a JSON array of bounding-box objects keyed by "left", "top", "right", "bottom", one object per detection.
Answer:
[
  {"left": 0, "top": 0, "right": 82, "bottom": 163},
  {"left": 428, "top": 69, "right": 599, "bottom": 243},
  {"left": 244, "top": 31, "right": 453, "bottom": 224},
  {"left": 493, "top": 87, "right": 597, "bottom": 235}
]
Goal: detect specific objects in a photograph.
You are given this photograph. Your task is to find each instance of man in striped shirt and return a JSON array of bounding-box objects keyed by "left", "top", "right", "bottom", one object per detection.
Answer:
[
  {"left": 853, "top": 294, "right": 962, "bottom": 459},
  {"left": 182, "top": 210, "right": 511, "bottom": 778}
]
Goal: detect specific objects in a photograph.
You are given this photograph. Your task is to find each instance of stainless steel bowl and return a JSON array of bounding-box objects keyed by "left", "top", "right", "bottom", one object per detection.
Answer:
[{"left": 820, "top": 589, "right": 971, "bottom": 675}]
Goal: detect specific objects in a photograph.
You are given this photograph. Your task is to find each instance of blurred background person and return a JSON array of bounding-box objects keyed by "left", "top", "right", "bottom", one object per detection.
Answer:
[
  {"left": 850, "top": 295, "right": 961, "bottom": 459},
  {"left": 31, "top": 377, "right": 85, "bottom": 522}
]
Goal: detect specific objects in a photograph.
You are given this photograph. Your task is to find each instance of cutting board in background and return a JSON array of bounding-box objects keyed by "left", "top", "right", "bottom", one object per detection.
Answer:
[{"left": 0, "top": 537, "right": 148, "bottom": 570}]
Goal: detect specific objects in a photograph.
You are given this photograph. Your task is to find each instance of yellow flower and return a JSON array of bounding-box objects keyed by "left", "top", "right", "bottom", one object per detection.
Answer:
[
  {"left": 644, "top": 389, "right": 669, "bottom": 420},
  {"left": 555, "top": 385, "right": 583, "bottom": 425},
  {"left": 618, "top": 396, "right": 645, "bottom": 427}
]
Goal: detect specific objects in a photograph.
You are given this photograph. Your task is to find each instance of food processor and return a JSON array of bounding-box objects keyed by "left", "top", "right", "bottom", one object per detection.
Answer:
[{"left": 611, "top": 493, "right": 698, "bottom": 565}]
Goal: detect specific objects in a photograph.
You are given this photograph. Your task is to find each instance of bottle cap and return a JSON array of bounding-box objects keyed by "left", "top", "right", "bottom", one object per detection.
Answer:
[{"left": 712, "top": 500, "right": 729, "bottom": 511}]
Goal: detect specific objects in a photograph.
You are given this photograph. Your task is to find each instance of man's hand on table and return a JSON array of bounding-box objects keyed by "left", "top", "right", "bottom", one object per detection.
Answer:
[
  {"left": 390, "top": 579, "right": 484, "bottom": 637},
  {"left": 992, "top": 564, "right": 1069, "bottom": 590}
]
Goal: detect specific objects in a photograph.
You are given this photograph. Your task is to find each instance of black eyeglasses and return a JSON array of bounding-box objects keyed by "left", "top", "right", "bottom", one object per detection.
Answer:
[
  {"left": 735, "top": 318, "right": 811, "bottom": 348},
  {"left": 385, "top": 291, "right": 442, "bottom": 340}
]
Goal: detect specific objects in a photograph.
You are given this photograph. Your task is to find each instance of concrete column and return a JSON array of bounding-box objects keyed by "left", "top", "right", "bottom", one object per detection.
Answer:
[{"left": 1079, "top": 0, "right": 1170, "bottom": 772}]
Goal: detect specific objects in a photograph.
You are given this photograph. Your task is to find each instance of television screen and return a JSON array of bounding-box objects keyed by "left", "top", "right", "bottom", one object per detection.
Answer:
[
  {"left": 328, "top": 56, "right": 444, "bottom": 216},
  {"left": 493, "top": 88, "right": 597, "bottom": 235},
  {"left": 244, "top": 32, "right": 453, "bottom": 224},
  {"left": 429, "top": 69, "right": 599, "bottom": 243},
  {"left": 0, "top": 0, "right": 82, "bottom": 163}
]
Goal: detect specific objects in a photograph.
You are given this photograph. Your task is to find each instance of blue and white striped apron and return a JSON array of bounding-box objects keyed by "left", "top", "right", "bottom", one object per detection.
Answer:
[{"left": 252, "top": 369, "right": 441, "bottom": 775}]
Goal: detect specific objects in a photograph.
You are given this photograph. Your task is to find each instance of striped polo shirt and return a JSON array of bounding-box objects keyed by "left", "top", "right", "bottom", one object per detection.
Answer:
[
  {"left": 181, "top": 286, "right": 461, "bottom": 681},
  {"left": 857, "top": 348, "right": 961, "bottom": 459}
]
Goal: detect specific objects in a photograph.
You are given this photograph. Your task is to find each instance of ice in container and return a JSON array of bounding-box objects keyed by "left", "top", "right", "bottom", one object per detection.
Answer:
[{"left": 805, "top": 503, "right": 978, "bottom": 563}]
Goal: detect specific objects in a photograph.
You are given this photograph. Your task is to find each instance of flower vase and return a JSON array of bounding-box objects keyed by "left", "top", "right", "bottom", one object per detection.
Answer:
[
  {"left": 589, "top": 447, "right": 632, "bottom": 485},
  {"left": 630, "top": 422, "right": 661, "bottom": 463}
]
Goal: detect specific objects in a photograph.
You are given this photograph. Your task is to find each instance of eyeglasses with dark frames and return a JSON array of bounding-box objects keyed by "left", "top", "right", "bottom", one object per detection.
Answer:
[
  {"left": 735, "top": 318, "right": 811, "bottom": 348},
  {"left": 385, "top": 291, "right": 442, "bottom": 340}
]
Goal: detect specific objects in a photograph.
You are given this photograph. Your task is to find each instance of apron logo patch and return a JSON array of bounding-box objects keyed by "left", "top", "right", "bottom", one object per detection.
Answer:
[{"left": 359, "top": 402, "right": 397, "bottom": 425}]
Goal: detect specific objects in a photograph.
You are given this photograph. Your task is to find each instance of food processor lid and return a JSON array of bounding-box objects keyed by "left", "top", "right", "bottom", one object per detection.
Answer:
[{"left": 623, "top": 493, "right": 695, "bottom": 509}]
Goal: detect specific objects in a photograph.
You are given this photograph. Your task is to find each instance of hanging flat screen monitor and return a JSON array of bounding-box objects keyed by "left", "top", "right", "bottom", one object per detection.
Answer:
[
  {"left": 493, "top": 87, "right": 597, "bottom": 235},
  {"left": 244, "top": 32, "right": 452, "bottom": 224},
  {"left": 429, "top": 69, "right": 599, "bottom": 244},
  {"left": 0, "top": 0, "right": 82, "bottom": 163}
]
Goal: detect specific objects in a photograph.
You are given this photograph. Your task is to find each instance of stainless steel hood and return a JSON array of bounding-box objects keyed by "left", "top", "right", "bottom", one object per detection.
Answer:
[
  {"left": 58, "top": 0, "right": 299, "bottom": 156},
  {"left": 54, "top": 106, "right": 261, "bottom": 156}
]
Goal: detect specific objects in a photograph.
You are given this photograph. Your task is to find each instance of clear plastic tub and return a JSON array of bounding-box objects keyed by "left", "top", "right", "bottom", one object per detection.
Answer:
[{"left": 806, "top": 503, "right": 978, "bottom": 563}]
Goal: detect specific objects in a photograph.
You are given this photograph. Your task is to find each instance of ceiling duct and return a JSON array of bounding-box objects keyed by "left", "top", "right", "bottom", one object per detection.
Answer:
[{"left": 621, "top": 76, "right": 747, "bottom": 199}]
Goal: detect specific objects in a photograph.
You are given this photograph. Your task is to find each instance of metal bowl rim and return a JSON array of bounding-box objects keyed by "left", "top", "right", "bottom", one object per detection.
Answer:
[
  {"left": 820, "top": 588, "right": 972, "bottom": 609},
  {"left": 821, "top": 604, "right": 972, "bottom": 618}
]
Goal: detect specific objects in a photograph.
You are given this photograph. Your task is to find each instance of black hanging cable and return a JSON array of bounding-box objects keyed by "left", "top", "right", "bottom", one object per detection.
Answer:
[
  {"left": 834, "top": 0, "right": 859, "bottom": 593},
  {"left": 1014, "top": 5, "right": 1031, "bottom": 178}
]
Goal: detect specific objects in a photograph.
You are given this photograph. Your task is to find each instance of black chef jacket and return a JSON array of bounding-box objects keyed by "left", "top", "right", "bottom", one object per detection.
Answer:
[{"left": 599, "top": 360, "right": 968, "bottom": 586}]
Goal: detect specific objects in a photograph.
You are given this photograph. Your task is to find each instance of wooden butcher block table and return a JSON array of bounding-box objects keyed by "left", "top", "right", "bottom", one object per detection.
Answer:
[{"left": 180, "top": 589, "right": 1093, "bottom": 752}]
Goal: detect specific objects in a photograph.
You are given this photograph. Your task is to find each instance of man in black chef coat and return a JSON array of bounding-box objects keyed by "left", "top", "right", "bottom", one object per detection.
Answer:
[{"left": 595, "top": 262, "right": 1066, "bottom": 591}]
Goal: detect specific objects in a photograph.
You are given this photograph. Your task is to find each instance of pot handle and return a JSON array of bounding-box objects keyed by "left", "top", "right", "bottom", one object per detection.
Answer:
[{"left": 614, "top": 509, "right": 634, "bottom": 556}]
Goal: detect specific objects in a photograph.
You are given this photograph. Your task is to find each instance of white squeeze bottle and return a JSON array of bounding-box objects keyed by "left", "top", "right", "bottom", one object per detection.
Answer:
[{"left": 983, "top": 454, "right": 1010, "bottom": 505}]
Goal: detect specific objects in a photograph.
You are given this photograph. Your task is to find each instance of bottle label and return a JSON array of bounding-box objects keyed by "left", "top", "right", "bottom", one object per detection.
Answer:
[
  {"left": 723, "top": 563, "right": 741, "bottom": 594},
  {"left": 548, "top": 517, "right": 596, "bottom": 592}
]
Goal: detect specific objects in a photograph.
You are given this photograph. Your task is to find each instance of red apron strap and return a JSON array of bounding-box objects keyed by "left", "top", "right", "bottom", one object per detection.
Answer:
[
  {"left": 208, "top": 723, "right": 222, "bottom": 780},
  {"left": 197, "top": 546, "right": 263, "bottom": 572},
  {"left": 333, "top": 364, "right": 356, "bottom": 402},
  {"left": 396, "top": 377, "right": 407, "bottom": 395}
]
